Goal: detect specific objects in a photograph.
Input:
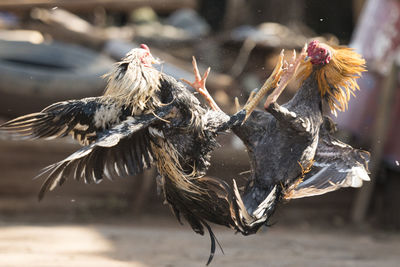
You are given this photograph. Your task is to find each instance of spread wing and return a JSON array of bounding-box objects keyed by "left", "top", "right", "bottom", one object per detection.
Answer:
[
  {"left": 287, "top": 117, "right": 370, "bottom": 199},
  {"left": 0, "top": 97, "right": 130, "bottom": 145},
  {"left": 37, "top": 105, "right": 173, "bottom": 200}
]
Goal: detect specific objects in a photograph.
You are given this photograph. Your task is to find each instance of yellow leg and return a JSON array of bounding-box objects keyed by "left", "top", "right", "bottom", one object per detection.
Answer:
[
  {"left": 241, "top": 50, "right": 285, "bottom": 121},
  {"left": 264, "top": 46, "right": 307, "bottom": 109}
]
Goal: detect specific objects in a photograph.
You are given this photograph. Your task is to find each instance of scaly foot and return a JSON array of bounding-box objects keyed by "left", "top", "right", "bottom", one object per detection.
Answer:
[
  {"left": 264, "top": 45, "right": 307, "bottom": 110},
  {"left": 241, "top": 49, "right": 285, "bottom": 121},
  {"left": 182, "top": 57, "right": 222, "bottom": 112}
]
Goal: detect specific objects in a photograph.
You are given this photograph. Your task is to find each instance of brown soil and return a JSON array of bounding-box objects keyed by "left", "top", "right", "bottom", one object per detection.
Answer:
[
  {"left": 0, "top": 216, "right": 400, "bottom": 267},
  {"left": 1, "top": 127, "right": 400, "bottom": 267}
]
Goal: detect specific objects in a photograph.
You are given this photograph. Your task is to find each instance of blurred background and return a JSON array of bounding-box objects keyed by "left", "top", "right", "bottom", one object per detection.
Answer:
[{"left": 0, "top": 0, "right": 399, "bottom": 266}]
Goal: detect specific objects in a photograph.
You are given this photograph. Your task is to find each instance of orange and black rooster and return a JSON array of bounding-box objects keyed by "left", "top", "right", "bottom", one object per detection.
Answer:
[
  {"left": 0, "top": 44, "right": 291, "bottom": 264},
  {"left": 227, "top": 40, "right": 370, "bottom": 234}
]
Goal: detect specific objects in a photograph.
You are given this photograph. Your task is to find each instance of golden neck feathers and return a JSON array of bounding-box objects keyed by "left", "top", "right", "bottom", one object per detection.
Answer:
[{"left": 296, "top": 44, "right": 366, "bottom": 115}]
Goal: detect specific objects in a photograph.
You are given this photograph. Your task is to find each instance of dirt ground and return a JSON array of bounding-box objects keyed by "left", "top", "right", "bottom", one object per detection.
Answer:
[
  {"left": 1, "top": 133, "right": 400, "bottom": 267},
  {"left": 1, "top": 216, "right": 400, "bottom": 267}
]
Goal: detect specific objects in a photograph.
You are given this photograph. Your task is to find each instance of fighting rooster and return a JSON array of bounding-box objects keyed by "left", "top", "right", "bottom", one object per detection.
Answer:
[
  {"left": 0, "top": 44, "right": 291, "bottom": 264},
  {"left": 224, "top": 40, "right": 370, "bottom": 234}
]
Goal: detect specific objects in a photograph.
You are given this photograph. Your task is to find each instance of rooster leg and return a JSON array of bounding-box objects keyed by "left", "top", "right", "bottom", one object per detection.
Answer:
[
  {"left": 264, "top": 46, "right": 307, "bottom": 109},
  {"left": 234, "top": 97, "right": 241, "bottom": 113},
  {"left": 182, "top": 57, "right": 222, "bottom": 112},
  {"left": 234, "top": 88, "right": 257, "bottom": 113},
  {"left": 241, "top": 49, "right": 285, "bottom": 121},
  {"left": 217, "top": 50, "right": 287, "bottom": 131},
  {"left": 262, "top": 48, "right": 312, "bottom": 132},
  {"left": 246, "top": 89, "right": 258, "bottom": 106}
]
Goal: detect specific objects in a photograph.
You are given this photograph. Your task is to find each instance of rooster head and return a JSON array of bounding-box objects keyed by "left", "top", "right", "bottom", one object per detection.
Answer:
[
  {"left": 103, "top": 44, "right": 162, "bottom": 113},
  {"left": 116, "top": 43, "right": 160, "bottom": 70},
  {"left": 138, "top": 44, "right": 160, "bottom": 67},
  {"left": 306, "top": 40, "right": 332, "bottom": 65},
  {"left": 296, "top": 40, "right": 366, "bottom": 115}
]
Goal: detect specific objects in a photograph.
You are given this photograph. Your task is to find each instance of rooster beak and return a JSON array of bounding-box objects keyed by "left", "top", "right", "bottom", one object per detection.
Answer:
[
  {"left": 304, "top": 56, "right": 310, "bottom": 62},
  {"left": 151, "top": 56, "right": 162, "bottom": 65}
]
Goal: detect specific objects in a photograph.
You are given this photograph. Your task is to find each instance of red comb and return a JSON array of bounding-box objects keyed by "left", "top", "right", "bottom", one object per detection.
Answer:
[
  {"left": 140, "top": 44, "right": 150, "bottom": 51},
  {"left": 307, "top": 40, "right": 319, "bottom": 51}
]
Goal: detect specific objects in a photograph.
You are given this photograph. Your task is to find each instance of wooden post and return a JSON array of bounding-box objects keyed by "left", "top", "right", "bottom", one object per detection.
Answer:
[{"left": 351, "top": 63, "right": 398, "bottom": 223}]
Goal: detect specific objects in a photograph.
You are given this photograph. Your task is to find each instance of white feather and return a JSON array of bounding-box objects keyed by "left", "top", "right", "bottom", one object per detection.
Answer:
[
  {"left": 252, "top": 186, "right": 277, "bottom": 220},
  {"left": 148, "top": 127, "right": 164, "bottom": 138},
  {"left": 93, "top": 104, "right": 121, "bottom": 128}
]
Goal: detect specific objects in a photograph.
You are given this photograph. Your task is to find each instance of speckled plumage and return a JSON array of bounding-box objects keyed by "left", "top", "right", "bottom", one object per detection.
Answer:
[{"left": 0, "top": 46, "right": 246, "bottom": 265}]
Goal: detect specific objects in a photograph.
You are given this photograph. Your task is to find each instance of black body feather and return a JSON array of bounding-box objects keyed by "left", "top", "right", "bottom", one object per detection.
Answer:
[{"left": 230, "top": 75, "right": 370, "bottom": 234}]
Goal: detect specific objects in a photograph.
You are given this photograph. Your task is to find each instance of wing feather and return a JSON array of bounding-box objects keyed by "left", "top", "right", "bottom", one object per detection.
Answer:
[
  {"left": 0, "top": 97, "right": 130, "bottom": 145},
  {"left": 37, "top": 105, "right": 173, "bottom": 200},
  {"left": 287, "top": 117, "right": 370, "bottom": 199}
]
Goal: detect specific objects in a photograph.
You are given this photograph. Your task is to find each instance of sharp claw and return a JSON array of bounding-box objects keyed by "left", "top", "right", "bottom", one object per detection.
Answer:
[
  {"left": 263, "top": 48, "right": 305, "bottom": 110},
  {"left": 203, "top": 67, "right": 211, "bottom": 80},
  {"left": 192, "top": 56, "right": 197, "bottom": 69},
  {"left": 302, "top": 43, "right": 307, "bottom": 54},
  {"left": 247, "top": 89, "right": 257, "bottom": 103},
  {"left": 185, "top": 58, "right": 221, "bottom": 112},
  {"left": 241, "top": 50, "right": 287, "bottom": 121},
  {"left": 271, "top": 50, "right": 284, "bottom": 78},
  {"left": 235, "top": 97, "right": 240, "bottom": 112},
  {"left": 278, "top": 50, "right": 284, "bottom": 64},
  {"left": 298, "top": 48, "right": 307, "bottom": 62},
  {"left": 192, "top": 56, "right": 201, "bottom": 80}
]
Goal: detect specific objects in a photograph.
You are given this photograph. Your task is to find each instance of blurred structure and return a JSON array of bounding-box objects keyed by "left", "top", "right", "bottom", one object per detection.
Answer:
[{"left": 335, "top": 0, "right": 400, "bottom": 225}]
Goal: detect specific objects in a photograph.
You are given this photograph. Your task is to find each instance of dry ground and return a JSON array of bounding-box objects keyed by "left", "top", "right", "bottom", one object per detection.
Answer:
[
  {"left": 1, "top": 131, "right": 400, "bottom": 267},
  {"left": 1, "top": 216, "right": 400, "bottom": 267}
]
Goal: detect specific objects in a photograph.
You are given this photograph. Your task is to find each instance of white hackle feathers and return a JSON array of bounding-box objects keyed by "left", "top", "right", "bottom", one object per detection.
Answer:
[{"left": 103, "top": 47, "right": 162, "bottom": 114}]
